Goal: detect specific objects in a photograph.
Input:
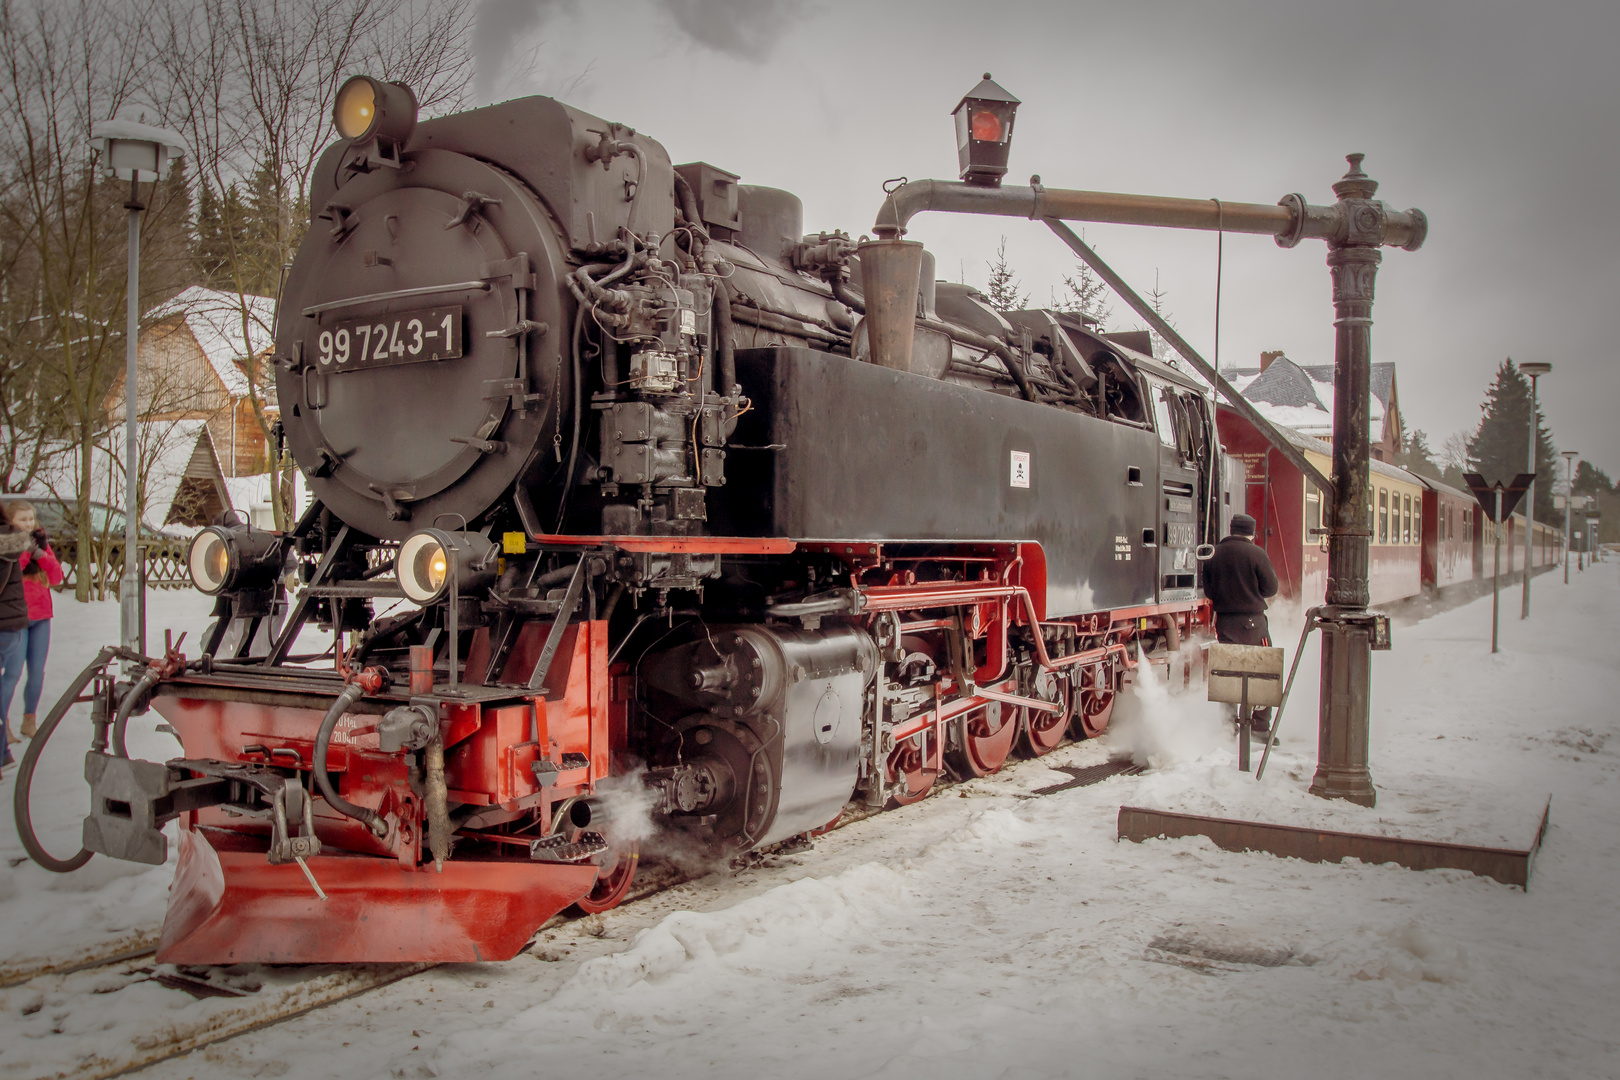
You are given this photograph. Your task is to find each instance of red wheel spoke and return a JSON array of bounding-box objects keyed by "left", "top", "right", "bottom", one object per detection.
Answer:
[
  {"left": 947, "top": 702, "right": 1017, "bottom": 777},
  {"left": 886, "top": 731, "right": 939, "bottom": 805},
  {"left": 1073, "top": 661, "right": 1117, "bottom": 738},
  {"left": 1018, "top": 671, "right": 1072, "bottom": 757},
  {"left": 571, "top": 838, "right": 639, "bottom": 914}
]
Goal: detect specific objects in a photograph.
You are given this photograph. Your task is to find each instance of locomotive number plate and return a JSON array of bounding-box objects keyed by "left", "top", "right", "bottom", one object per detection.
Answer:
[{"left": 314, "top": 306, "right": 463, "bottom": 371}]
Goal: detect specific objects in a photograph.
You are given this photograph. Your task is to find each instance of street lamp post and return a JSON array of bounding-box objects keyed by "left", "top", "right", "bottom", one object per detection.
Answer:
[
  {"left": 1518, "top": 362, "right": 1550, "bottom": 618},
  {"left": 1561, "top": 450, "right": 1579, "bottom": 584},
  {"left": 89, "top": 120, "right": 185, "bottom": 657}
]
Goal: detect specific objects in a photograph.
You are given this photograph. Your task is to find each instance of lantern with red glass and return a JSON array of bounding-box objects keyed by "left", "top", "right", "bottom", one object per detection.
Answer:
[{"left": 952, "top": 74, "right": 1020, "bottom": 188}]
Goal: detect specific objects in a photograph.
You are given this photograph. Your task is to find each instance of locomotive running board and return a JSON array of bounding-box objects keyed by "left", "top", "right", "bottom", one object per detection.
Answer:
[{"left": 1117, "top": 800, "right": 1552, "bottom": 889}]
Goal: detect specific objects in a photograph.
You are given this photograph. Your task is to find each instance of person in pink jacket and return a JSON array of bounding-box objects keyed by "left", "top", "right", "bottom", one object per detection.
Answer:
[{"left": 6, "top": 501, "right": 62, "bottom": 741}]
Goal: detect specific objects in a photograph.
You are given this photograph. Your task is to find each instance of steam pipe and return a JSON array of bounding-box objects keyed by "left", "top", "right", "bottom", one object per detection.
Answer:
[
  {"left": 830, "top": 275, "right": 865, "bottom": 315},
  {"left": 871, "top": 177, "right": 1426, "bottom": 252},
  {"left": 917, "top": 314, "right": 1037, "bottom": 403},
  {"left": 713, "top": 285, "right": 737, "bottom": 396},
  {"left": 727, "top": 302, "right": 844, "bottom": 345},
  {"left": 313, "top": 682, "right": 388, "bottom": 837},
  {"left": 673, "top": 171, "right": 710, "bottom": 243},
  {"left": 110, "top": 666, "right": 160, "bottom": 759}
]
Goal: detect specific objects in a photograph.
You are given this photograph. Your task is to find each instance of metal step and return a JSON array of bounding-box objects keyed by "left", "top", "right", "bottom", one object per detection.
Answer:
[{"left": 529, "top": 830, "right": 609, "bottom": 864}]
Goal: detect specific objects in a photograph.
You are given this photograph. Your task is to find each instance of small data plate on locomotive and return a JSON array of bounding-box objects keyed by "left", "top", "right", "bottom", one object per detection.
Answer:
[{"left": 313, "top": 305, "right": 463, "bottom": 372}]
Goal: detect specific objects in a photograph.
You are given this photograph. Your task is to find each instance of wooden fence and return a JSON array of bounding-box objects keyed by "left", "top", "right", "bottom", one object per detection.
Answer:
[{"left": 53, "top": 536, "right": 193, "bottom": 598}]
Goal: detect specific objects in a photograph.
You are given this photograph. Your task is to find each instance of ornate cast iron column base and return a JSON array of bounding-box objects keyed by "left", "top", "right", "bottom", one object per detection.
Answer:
[{"left": 1310, "top": 617, "right": 1376, "bottom": 806}]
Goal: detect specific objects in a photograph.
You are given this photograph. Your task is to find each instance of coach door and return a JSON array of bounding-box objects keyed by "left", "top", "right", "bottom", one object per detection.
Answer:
[{"left": 1151, "top": 382, "right": 1201, "bottom": 604}]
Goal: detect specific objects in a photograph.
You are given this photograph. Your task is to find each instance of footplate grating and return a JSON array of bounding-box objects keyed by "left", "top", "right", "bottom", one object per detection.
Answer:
[{"left": 1032, "top": 760, "right": 1144, "bottom": 795}]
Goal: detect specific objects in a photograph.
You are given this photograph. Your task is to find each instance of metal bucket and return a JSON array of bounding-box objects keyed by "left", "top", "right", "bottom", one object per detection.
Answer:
[{"left": 855, "top": 238, "right": 924, "bottom": 372}]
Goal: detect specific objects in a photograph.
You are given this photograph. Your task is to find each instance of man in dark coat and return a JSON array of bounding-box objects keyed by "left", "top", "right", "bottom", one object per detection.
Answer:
[
  {"left": 1201, "top": 513, "right": 1279, "bottom": 736},
  {"left": 0, "top": 521, "right": 31, "bottom": 766}
]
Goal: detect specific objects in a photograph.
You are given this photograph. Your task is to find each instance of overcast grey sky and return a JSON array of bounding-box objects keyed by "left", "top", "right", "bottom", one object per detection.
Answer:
[{"left": 473, "top": 0, "right": 1620, "bottom": 476}]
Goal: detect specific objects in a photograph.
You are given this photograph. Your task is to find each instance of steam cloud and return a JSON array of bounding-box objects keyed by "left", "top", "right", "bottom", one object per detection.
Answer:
[
  {"left": 659, "top": 0, "right": 801, "bottom": 60},
  {"left": 471, "top": 0, "right": 576, "bottom": 105},
  {"left": 472, "top": 0, "right": 802, "bottom": 104}
]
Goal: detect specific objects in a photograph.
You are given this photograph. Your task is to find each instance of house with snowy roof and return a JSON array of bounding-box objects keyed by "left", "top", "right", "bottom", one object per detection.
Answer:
[
  {"left": 1220, "top": 351, "right": 1403, "bottom": 462},
  {"left": 104, "top": 285, "right": 278, "bottom": 478},
  {"left": 21, "top": 418, "right": 232, "bottom": 533}
]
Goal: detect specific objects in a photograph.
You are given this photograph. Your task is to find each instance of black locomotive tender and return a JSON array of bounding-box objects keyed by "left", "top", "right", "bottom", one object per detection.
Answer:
[{"left": 51, "top": 77, "right": 1234, "bottom": 961}]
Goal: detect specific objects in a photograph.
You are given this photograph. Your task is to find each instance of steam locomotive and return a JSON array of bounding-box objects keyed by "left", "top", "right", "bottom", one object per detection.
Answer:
[{"left": 18, "top": 78, "right": 1232, "bottom": 963}]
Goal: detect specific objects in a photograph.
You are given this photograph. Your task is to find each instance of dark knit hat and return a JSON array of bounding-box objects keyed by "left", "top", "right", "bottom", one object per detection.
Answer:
[{"left": 1230, "top": 514, "right": 1256, "bottom": 537}]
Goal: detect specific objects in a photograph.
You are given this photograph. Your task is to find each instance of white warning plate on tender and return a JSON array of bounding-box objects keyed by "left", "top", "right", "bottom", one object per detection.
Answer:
[{"left": 1010, "top": 450, "right": 1031, "bottom": 489}]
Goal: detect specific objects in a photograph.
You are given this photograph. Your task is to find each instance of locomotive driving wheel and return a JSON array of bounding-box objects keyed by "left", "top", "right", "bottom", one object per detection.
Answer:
[
  {"left": 946, "top": 702, "right": 1016, "bottom": 778},
  {"left": 1073, "top": 660, "right": 1117, "bottom": 738},
  {"left": 886, "top": 729, "right": 940, "bottom": 805},
  {"left": 1017, "top": 669, "right": 1072, "bottom": 757}
]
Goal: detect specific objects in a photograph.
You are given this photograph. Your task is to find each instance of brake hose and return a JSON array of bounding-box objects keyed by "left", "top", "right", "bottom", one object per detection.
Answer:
[
  {"left": 13, "top": 647, "right": 118, "bottom": 872},
  {"left": 110, "top": 667, "right": 161, "bottom": 759},
  {"left": 312, "top": 680, "right": 388, "bottom": 837}
]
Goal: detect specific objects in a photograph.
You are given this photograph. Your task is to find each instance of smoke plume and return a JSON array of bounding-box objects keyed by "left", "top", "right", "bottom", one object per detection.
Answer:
[
  {"left": 471, "top": 0, "right": 576, "bottom": 105},
  {"left": 657, "top": 0, "right": 802, "bottom": 60},
  {"left": 472, "top": 0, "right": 803, "bottom": 105}
]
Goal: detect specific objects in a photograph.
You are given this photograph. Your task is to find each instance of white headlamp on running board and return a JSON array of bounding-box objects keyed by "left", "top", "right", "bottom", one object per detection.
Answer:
[{"left": 398, "top": 529, "right": 497, "bottom": 605}]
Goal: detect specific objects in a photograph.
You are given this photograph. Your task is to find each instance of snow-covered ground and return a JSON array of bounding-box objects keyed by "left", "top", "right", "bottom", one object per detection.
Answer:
[{"left": 2, "top": 566, "right": 1617, "bottom": 1079}]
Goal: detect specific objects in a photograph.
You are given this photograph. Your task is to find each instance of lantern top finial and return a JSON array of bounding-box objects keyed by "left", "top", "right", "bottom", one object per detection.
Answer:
[{"left": 951, "top": 74, "right": 1020, "bottom": 115}]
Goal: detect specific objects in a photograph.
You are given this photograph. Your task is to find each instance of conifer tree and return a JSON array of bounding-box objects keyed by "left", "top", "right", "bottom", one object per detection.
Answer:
[
  {"left": 1395, "top": 429, "right": 1442, "bottom": 481},
  {"left": 985, "top": 237, "right": 1027, "bottom": 312},
  {"left": 1573, "top": 461, "right": 1617, "bottom": 546},
  {"left": 1465, "top": 359, "right": 1559, "bottom": 523}
]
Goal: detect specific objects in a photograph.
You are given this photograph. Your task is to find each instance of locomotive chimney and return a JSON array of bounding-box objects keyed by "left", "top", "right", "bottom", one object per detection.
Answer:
[{"left": 856, "top": 238, "right": 925, "bottom": 372}]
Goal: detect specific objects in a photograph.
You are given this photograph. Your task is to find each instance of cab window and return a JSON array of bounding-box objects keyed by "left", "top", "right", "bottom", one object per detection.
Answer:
[{"left": 1153, "top": 386, "right": 1178, "bottom": 448}]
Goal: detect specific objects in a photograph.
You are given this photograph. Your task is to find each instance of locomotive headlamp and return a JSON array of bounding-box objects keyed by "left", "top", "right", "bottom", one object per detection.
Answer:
[
  {"left": 332, "top": 75, "right": 418, "bottom": 153},
  {"left": 187, "top": 525, "right": 283, "bottom": 597},
  {"left": 398, "top": 529, "right": 497, "bottom": 605},
  {"left": 952, "top": 73, "right": 1020, "bottom": 188}
]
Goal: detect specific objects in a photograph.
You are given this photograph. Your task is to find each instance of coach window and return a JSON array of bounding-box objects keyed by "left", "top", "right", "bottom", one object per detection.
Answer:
[
  {"left": 1404, "top": 494, "right": 1412, "bottom": 543},
  {"left": 1413, "top": 502, "right": 1420, "bottom": 544},
  {"left": 1305, "top": 482, "right": 1323, "bottom": 537},
  {"left": 1378, "top": 489, "right": 1388, "bottom": 543}
]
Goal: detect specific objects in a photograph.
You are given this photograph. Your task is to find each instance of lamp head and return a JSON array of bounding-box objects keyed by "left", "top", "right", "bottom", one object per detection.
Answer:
[
  {"left": 90, "top": 120, "right": 186, "bottom": 182},
  {"left": 333, "top": 76, "right": 418, "bottom": 156},
  {"left": 398, "top": 529, "right": 497, "bottom": 605},
  {"left": 951, "top": 73, "right": 1020, "bottom": 188},
  {"left": 187, "top": 523, "right": 284, "bottom": 597}
]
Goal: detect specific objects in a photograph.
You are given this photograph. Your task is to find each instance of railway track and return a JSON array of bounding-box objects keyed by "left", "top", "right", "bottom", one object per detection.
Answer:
[
  {"left": 0, "top": 929, "right": 163, "bottom": 989},
  {"left": 8, "top": 753, "right": 1142, "bottom": 1080}
]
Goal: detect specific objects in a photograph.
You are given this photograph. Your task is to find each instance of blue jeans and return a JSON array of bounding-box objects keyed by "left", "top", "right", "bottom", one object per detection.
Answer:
[
  {"left": 0, "top": 626, "right": 25, "bottom": 749},
  {"left": 23, "top": 618, "right": 49, "bottom": 716}
]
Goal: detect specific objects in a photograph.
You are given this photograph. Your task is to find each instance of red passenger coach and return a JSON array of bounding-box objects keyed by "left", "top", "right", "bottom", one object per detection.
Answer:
[
  {"left": 1216, "top": 406, "right": 1425, "bottom": 607},
  {"left": 1420, "top": 478, "right": 1478, "bottom": 590}
]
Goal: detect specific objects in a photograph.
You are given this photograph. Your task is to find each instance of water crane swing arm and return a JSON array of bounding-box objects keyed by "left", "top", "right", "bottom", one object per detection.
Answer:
[{"left": 870, "top": 177, "right": 1427, "bottom": 250}]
